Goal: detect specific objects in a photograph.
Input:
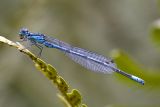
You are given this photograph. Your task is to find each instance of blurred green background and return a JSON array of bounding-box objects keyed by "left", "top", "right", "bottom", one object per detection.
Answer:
[{"left": 0, "top": 0, "right": 160, "bottom": 107}]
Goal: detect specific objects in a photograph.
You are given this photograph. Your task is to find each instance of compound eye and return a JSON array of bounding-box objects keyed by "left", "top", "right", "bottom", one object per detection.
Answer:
[
  {"left": 19, "top": 28, "right": 29, "bottom": 39},
  {"left": 22, "top": 29, "right": 28, "bottom": 33},
  {"left": 20, "top": 28, "right": 28, "bottom": 34}
]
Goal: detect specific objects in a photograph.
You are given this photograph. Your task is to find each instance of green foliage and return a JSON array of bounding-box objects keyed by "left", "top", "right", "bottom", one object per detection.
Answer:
[
  {"left": 0, "top": 36, "right": 87, "bottom": 107},
  {"left": 111, "top": 49, "right": 160, "bottom": 87},
  {"left": 151, "top": 20, "right": 160, "bottom": 46}
]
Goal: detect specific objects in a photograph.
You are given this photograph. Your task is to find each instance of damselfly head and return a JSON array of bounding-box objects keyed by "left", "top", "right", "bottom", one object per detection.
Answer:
[{"left": 19, "top": 28, "right": 29, "bottom": 39}]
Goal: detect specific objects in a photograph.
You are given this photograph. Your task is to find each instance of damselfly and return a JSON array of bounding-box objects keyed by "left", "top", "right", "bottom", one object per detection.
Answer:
[{"left": 19, "top": 28, "right": 145, "bottom": 85}]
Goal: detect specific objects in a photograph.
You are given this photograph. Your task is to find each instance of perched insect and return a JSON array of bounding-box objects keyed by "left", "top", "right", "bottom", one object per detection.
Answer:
[{"left": 19, "top": 28, "right": 145, "bottom": 85}]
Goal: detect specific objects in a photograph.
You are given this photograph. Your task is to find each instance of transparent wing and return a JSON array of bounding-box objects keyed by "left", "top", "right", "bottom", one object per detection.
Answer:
[
  {"left": 44, "top": 35, "right": 116, "bottom": 73},
  {"left": 66, "top": 47, "right": 116, "bottom": 74}
]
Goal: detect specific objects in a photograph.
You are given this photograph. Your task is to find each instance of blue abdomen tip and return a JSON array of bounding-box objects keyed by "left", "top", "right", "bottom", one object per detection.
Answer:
[{"left": 131, "top": 75, "right": 145, "bottom": 85}]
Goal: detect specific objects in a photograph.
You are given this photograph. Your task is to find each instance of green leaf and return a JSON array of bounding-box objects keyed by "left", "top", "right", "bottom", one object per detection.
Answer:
[
  {"left": 151, "top": 20, "right": 160, "bottom": 46},
  {"left": 111, "top": 49, "right": 160, "bottom": 88}
]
